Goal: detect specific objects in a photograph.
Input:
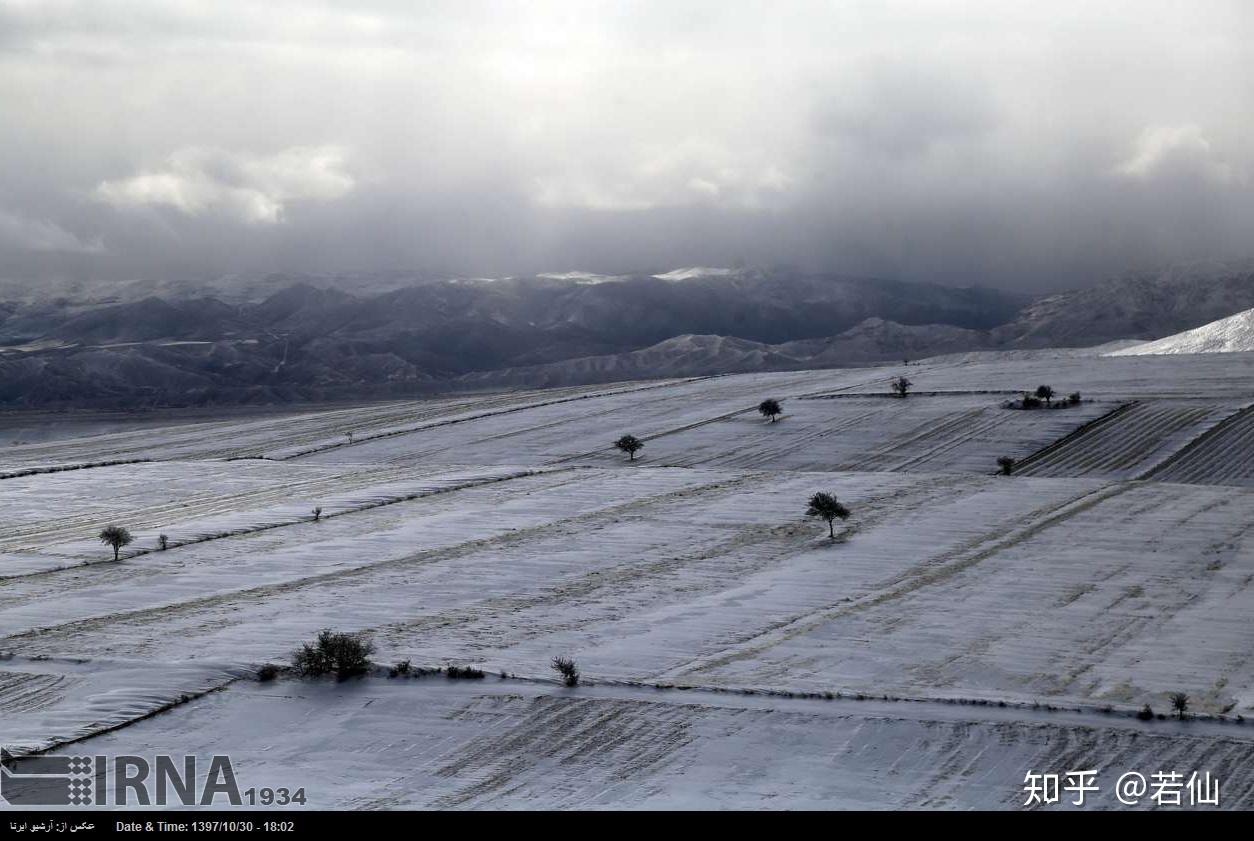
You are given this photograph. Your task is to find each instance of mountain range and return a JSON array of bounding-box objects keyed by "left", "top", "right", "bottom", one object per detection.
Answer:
[{"left": 3, "top": 262, "right": 1253, "bottom": 408}]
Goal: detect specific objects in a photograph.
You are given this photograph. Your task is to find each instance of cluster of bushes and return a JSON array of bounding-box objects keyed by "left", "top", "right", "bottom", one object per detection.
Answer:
[
  {"left": 279, "top": 631, "right": 585, "bottom": 687},
  {"left": 292, "top": 629, "right": 376, "bottom": 680},
  {"left": 1006, "top": 386, "right": 1082, "bottom": 410},
  {"left": 445, "top": 665, "right": 485, "bottom": 680},
  {"left": 1137, "top": 692, "right": 1193, "bottom": 721}
]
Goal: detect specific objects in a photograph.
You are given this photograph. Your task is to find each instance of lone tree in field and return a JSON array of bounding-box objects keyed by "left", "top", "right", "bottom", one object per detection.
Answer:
[
  {"left": 1170, "top": 692, "right": 1190, "bottom": 720},
  {"left": 98, "top": 525, "right": 133, "bottom": 561},
  {"left": 891, "top": 376, "right": 911, "bottom": 398},
  {"left": 614, "top": 434, "right": 643, "bottom": 461},
  {"left": 806, "top": 492, "right": 851, "bottom": 539},
  {"left": 997, "top": 456, "right": 1015, "bottom": 476},
  {"left": 1035, "top": 385, "right": 1054, "bottom": 406},
  {"left": 758, "top": 398, "right": 783, "bottom": 423},
  {"left": 551, "top": 655, "right": 580, "bottom": 687}
]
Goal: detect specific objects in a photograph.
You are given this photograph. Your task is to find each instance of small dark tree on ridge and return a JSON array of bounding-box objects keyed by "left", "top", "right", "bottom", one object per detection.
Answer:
[
  {"left": 997, "top": 456, "right": 1015, "bottom": 476},
  {"left": 99, "top": 525, "right": 133, "bottom": 561},
  {"left": 806, "top": 492, "right": 851, "bottom": 539},
  {"left": 552, "top": 656, "right": 580, "bottom": 687},
  {"left": 1171, "top": 692, "right": 1190, "bottom": 720},
  {"left": 891, "top": 376, "right": 911, "bottom": 398},
  {"left": 614, "top": 434, "right": 643, "bottom": 461},
  {"left": 758, "top": 398, "right": 783, "bottom": 423},
  {"left": 1035, "top": 385, "right": 1054, "bottom": 406}
]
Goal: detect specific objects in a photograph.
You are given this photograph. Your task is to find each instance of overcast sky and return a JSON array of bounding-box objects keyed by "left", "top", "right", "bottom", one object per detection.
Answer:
[{"left": 1, "top": 0, "right": 1252, "bottom": 292}]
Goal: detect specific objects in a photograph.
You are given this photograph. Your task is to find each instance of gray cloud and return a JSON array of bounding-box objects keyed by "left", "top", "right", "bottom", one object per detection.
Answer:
[{"left": 1, "top": 0, "right": 1252, "bottom": 293}]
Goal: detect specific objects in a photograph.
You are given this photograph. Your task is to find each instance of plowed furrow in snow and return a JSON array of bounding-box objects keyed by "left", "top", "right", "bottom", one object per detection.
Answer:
[
  {"left": 375, "top": 474, "right": 973, "bottom": 663},
  {"left": 890, "top": 411, "right": 1011, "bottom": 472},
  {"left": 0, "top": 670, "right": 71, "bottom": 714},
  {"left": 656, "top": 482, "right": 1133, "bottom": 681},
  {"left": 0, "top": 463, "right": 419, "bottom": 552},
  {"left": 1149, "top": 404, "right": 1254, "bottom": 486},
  {"left": 1019, "top": 404, "right": 1216, "bottom": 478},
  {"left": 677, "top": 409, "right": 882, "bottom": 470},
  {"left": 276, "top": 378, "right": 705, "bottom": 463},
  {"left": 0, "top": 472, "right": 766, "bottom": 657}
]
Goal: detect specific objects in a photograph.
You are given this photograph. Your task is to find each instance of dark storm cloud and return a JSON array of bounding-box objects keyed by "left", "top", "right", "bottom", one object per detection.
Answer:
[{"left": 0, "top": 0, "right": 1251, "bottom": 293}]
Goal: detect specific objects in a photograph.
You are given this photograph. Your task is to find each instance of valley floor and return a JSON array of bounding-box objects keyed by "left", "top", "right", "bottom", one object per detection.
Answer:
[{"left": 4, "top": 351, "right": 1254, "bottom": 809}]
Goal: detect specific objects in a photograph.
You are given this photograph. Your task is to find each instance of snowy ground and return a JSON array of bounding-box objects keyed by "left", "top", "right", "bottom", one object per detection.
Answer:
[{"left": 4, "top": 352, "right": 1254, "bottom": 809}]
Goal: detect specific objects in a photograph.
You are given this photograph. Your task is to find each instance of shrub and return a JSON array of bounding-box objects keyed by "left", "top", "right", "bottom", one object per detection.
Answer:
[
  {"left": 551, "top": 656, "right": 580, "bottom": 687},
  {"left": 292, "top": 629, "right": 375, "bottom": 680},
  {"left": 1020, "top": 394, "right": 1042, "bottom": 409},
  {"left": 256, "top": 663, "right": 280, "bottom": 682},
  {"left": 997, "top": 456, "right": 1015, "bottom": 476},
  {"left": 890, "top": 375, "right": 911, "bottom": 398},
  {"left": 1068, "top": 392, "right": 1082, "bottom": 406},
  {"left": 389, "top": 659, "right": 412, "bottom": 678},
  {"left": 157, "top": 533, "right": 169, "bottom": 551},
  {"left": 312, "top": 506, "right": 323, "bottom": 522},
  {"left": 1137, "top": 704, "right": 1154, "bottom": 721}
]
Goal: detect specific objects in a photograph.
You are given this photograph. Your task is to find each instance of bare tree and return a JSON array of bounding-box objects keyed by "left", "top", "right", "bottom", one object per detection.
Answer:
[
  {"left": 312, "top": 506, "right": 323, "bottom": 522},
  {"left": 98, "top": 525, "right": 133, "bottom": 561},
  {"left": 806, "top": 492, "right": 851, "bottom": 539},
  {"left": 891, "top": 376, "right": 911, "bottom": 398},
  {"left": 1170, "top": 692, "right": 1190, "bottom": 720},
  {"left": 614, "top": 434, "right": 643, "bottom": 461},
  {"left": 758, "top": 398, "right": 783, "bottom": 423}
]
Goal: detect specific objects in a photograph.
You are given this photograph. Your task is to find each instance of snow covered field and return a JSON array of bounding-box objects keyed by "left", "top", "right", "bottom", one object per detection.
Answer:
[{"left": 4, "top": 351, "right": 1254, "bottom": 809}]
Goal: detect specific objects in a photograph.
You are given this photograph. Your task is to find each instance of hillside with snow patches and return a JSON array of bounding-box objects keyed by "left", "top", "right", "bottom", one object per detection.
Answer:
[
  {"left": 1110, "top": 307, "right": 1254, "bottom": 357},
  {"left": 4, "top": 351, "right": 1254, "bottom": 808}
]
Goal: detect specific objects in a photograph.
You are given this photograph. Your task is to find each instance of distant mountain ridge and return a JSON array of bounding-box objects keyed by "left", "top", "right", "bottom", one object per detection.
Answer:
[{"left": 1, "top": 262, "right": 1252, "bottom": 408}]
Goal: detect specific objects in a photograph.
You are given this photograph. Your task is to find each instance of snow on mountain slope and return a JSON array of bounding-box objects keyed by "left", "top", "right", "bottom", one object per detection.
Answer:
[
  {"left": 1108, "top": 306, "right": 1254, "bottom": 356},
  {"left": 652, "top": 266, "right": 736, "bottom": 281}
]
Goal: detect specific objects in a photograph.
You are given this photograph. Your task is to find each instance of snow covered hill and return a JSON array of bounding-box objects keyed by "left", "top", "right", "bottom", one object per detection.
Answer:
[{"left": 1109, "top": 306, "right": 1254, "bottom": 356}]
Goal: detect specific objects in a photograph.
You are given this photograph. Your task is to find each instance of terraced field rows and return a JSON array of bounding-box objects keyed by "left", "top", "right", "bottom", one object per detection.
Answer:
[
  {"left": 1016, "top": 402, "right": 1234, "bottom": 478},
  {"left": 630, "top": 396, "right": 1113, "bottom": 475},
  {"left": 8, "top": 353, "right": 1254, "bottom": 807},
  {"left": 0, "top": 379, "right": 691, "bottom": 468},
  {"left": 40, "top": 679, "right": 1254, "bottom": 809},
  {"left": 1148, "top": 405, "right": 1254, "bottom": 486}
]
